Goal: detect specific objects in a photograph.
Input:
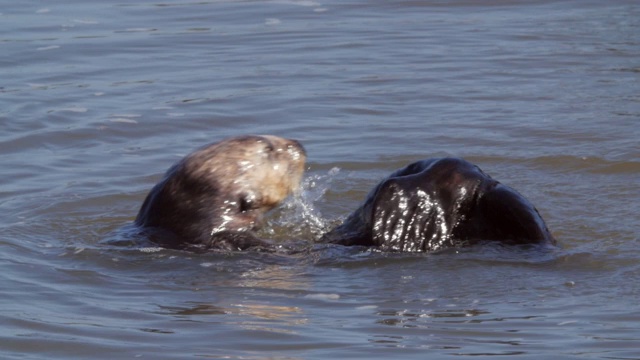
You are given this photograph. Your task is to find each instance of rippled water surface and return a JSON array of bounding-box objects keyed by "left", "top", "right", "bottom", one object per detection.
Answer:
[{"left": 1, "top": 0, "right": 639, "bottom": 359}]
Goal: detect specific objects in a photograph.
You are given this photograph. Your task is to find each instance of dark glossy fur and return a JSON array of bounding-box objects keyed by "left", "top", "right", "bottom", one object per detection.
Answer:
[{"left": 320, "top": 158, "right": 555, "bottom": 252}]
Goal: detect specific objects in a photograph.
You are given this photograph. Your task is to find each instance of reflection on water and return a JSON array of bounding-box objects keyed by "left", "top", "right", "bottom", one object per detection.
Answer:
[
  {"left": 376, "top": 308, "right": 492, "bottom": 326},
  {"left": 237, "top": 263, "right": 311, "bottom": 291},
  {"left": 160, "top": 302, "right": 307, "bottom": 327}
]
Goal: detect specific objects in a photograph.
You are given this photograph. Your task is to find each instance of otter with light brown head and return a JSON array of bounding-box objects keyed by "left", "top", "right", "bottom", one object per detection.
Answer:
[{"left": 135, "top": 135, "right": 306, "bottom": 251}]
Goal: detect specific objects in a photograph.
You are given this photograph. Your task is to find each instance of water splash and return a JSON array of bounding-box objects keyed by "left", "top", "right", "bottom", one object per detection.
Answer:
[{"left": 260, "top": 167, "right": 340, "bottom": 241}]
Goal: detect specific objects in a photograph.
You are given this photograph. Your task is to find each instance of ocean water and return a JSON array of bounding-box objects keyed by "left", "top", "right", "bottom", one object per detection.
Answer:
[{"left": 1, "top": 0, "right": 639, "bottom": 358}]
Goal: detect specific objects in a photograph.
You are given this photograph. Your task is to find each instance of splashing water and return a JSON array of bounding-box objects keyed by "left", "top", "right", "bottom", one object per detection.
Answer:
[{"left": 260, "top": 167, "right": 341, "bottom": 241}]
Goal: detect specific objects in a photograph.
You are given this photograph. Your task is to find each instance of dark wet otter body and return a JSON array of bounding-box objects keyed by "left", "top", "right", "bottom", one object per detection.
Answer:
[
  {"left": 135, "top": 135, "right": 306, "bottom": 251},
  {"left": 320, "top": 158, "right": 555, "bottom": 252}
]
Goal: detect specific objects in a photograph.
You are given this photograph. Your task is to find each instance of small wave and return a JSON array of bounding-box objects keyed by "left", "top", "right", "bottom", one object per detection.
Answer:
[
  {"left": 304, "top": 293, "right": 340, "bottom": 300},
  {"left": 265, "top": 18, "right": 281, "bottom": 26},
  {"left": 467, "top": 154, "right": 640, "bottom": 175}
]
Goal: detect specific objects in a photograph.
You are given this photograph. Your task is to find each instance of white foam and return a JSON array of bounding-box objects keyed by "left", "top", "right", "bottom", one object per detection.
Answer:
[{"left": 263, "top": 167, "right": 341, "bottom": 239}]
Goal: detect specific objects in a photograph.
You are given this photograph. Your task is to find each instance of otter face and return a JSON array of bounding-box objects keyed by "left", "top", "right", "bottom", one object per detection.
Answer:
[
  {"left": 186, "top": 135, "right": 306, "bottom": 231},
  {"left": 135, "top": 135, "right": 306, "bottom": 249}
]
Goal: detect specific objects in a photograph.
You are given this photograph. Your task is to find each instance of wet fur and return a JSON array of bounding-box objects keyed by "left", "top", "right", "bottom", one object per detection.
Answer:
[
  {"left": 135, "top": 135, "right": 306, "bottom": 250},
  {"left": 320, "top": 158, "right": 555, "bottom": 252}
]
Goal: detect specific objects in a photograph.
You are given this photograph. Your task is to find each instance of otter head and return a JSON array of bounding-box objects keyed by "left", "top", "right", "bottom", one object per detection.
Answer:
[
  {"left": 320, "top": 158, "right": 555, "bottom": 252},
  {"left": 135, "top": 135, "right": 306, "bottom": 249}
]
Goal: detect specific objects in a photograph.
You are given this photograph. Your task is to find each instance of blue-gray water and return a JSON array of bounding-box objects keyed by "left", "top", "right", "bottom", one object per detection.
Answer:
[{"left": 1, "top": 0, "right": 639, "bottom": 359}]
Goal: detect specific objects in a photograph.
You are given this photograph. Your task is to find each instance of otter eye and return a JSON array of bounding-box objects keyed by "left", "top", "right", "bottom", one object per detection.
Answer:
[{"left": 239, "top": 196, "right": 254, "bottom": 213}]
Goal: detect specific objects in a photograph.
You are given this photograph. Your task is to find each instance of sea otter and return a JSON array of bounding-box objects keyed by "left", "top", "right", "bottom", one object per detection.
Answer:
[
  {"left": 135, "top": 135, "right": 306, "bottom": 251},
  {"left": 320, "top": 158, "right": 555, "bottom": 252}
]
